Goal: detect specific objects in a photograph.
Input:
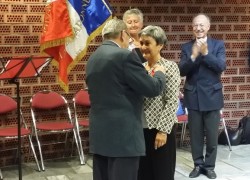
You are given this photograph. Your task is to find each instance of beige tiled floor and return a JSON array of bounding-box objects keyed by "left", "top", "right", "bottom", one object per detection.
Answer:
[{"left": 1, "top": 144, "right": 250, "bottom": 180}]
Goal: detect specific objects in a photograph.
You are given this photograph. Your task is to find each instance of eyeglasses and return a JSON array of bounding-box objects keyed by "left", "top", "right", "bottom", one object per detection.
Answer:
[
  {"left": 192, "top": 24, "right": 206, "bottom": 29},
  {"left": 124, "top": 31, "right": 134, "bottom": 44}
]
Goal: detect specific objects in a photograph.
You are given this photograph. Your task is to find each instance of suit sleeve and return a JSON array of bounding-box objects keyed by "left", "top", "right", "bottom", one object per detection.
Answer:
[
  {"left": 201, "top": 40, "right": 226, "bottom": 73},
  {"left": 123, "top": 52, "right": 166, "bottom": 97}
]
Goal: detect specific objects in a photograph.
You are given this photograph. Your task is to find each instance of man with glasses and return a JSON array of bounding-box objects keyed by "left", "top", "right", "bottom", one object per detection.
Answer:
[
  {"left": 86, "top": 18, "right": 166, "bottom": 180},
  {"left": 179, "top": 14, "right": 226, "bottom": 179}
]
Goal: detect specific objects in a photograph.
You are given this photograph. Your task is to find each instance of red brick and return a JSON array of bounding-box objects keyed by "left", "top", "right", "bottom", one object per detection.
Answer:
[
  {"left": 0, "top": 25, "right": 11, "bottom": 33},
  {"left": 187, "top": 6, "right": 200, "bottom": 13},
  {"left": 232, "top": 59, "right": 247, "bottom": 67},
  {"left": 171, "top": 25, "right": 186, "bottom": 32},
  {"left": 147, "top": 15, "right": 162, "bottom": 22},
  {"left": 210, "top": 0, "right": 223, "bottom": 3},
  {"left": 239, "top": 101, "right": 250, "bottom": 108},
  {"left": 224, "top": 85, "right": 237, "bottom": 92},
  {"left": 0, "top": 4, "right": 9, "bottom": 12},
  {"left": 170, "top": 6, "right": 186, "bottom": 13},
  {"left": 218, "top": 7, "right": 232, "bottom": 13},
  {"left": 223, "top": 93, "right": 231, "bottom": 101},
  {"left": 239, "top": 68, "right": 250, "bottom": 75},
  {"left": 154, "top": 6, "right": 169, "bottom": 13},
  {"left": 234, "top": 7, "right": 247, "bottom": 13},
  {"left": 218, "top": 25, "right": 232, "bottom": 31},
  {"left": 239, "top": 84, "right": 250, "bottom": 91},
  {"left": 224, "top": 68, "right": 238, "bottom": 75},
  {"left": 226, "top": 16, "right": 240, "bottom": 22},
  {"left": 234, "top": 24, "right": 248, "bottom": 31},
  {"left": 11, "top": 4, "right": 28, "bottom": 13},
  {"left": 221, "top": 77, "right": 231, "bottom": 84},
  {"left": 231, "top": 110, "right": 246, "bottom": 118},
  {"left": 232, "top": 93, "right": 245, "bottom": 100},
  {"left": 232, "top": 76, "right": 245, "bottom": 83},
  {"left": 224, "top": 102, "right": 238, "bottom": 109},
  {"left": 164, "top": 16, "right": 178, "bottom": 22}
]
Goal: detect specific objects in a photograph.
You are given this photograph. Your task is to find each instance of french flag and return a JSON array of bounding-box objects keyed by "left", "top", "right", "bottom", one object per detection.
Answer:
[{"left": 40, "top": 0, "right": 112, "bottom": 92}]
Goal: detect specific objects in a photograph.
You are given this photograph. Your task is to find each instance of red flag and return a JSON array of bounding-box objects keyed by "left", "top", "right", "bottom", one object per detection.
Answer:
[{"left": 40, "top": 0, "right": 73, "bottom": 92}]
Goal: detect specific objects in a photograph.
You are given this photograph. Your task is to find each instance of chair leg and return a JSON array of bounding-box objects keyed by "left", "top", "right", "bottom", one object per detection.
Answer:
[
  {"left": 71, "top": 133, "right": 75, "bottom": 157},
  {"left": 0, "top": 168, "right": 3, "bottom": 180},
  {"left": 221, "top": 118, "right": 232, "bottom": 151},
  {"left": 180, "top": 123, "right": 184, "bottom": 147},
  {"left": 77, "top": 131, "right": 85, "bottom": 165},
  {"left": 34, "top": 132, "right": 45, "bottom": 171},
  {"left": 28, "top": 135, "right": 41, "bottom": 171},
  {"left": 70, "top": 132, "right": 83, "bottom": 162},
  {"left": 180, "top": 122, "right": 187, "bottom": 147},
  {"left": 63, "top": 132, "right": 69, "bottom": 158},
  {"left": 73, "top": 128, "right": 85, "bottom": 165}
]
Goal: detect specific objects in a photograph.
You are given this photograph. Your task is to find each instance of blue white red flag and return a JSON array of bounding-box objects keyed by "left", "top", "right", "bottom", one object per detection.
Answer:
[{"left": 40, "top": 0, "right": 112, "bottom": 92}]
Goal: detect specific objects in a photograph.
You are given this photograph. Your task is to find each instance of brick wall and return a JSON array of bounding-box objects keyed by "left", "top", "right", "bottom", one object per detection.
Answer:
[{"left": 1, "top": 0, "right": 250, "bottom": 165}]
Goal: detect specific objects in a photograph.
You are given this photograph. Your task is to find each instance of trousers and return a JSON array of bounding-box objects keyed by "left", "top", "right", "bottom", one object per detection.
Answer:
[
  {"left": 93, "top": 154, "right": 139, "bottom": 180},
  {"left": 188, "top": 109, "right": 220, "bottom": 169},
  {"left": 138, "top": 127, "right": 176, "bottom": 180}
]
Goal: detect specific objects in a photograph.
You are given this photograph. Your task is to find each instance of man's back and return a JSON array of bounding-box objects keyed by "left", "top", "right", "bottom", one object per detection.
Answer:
[{"left": 86, "top": 41, "right": 165, "bottom": 157}]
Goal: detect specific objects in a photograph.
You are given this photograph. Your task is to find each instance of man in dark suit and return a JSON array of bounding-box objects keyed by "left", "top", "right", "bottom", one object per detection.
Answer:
[
  {"left": 86, "top": 19, "right": 166, "bottom": 180},
  {"left": 179, "top": 14, "right": 226, "bottom": 179}
]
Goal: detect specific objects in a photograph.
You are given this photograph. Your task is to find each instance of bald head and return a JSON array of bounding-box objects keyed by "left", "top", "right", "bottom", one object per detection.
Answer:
[
  {"left": 192, "top": 13, "right": 211, "bottom": 39},
  {"left": 193, "top": 14, "right": 210, "bottom": 26}
]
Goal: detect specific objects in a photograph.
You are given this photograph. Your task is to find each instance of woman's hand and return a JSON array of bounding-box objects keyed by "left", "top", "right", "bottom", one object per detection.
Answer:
[{"left": 154, "top": 131, "right": 167, "bottom": 149}]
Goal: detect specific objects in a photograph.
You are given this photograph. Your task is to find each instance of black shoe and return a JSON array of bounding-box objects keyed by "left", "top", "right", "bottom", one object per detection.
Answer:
[
  {"left": 189, "top": 166, "right": 202, "bottom": 178},
  {"left": 205, "top": 170, "right": 217, "bottom": 179}
]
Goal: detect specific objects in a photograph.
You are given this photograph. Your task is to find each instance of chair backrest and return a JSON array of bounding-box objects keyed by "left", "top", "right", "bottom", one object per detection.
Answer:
[
  {"left": 0, "top": 94, "right": 27, "bottom": 128},
  {"left": 73, "top": 89, "right": 90, "bottom": 107},
  {"left": 31, "top": 90, "right": 66, "bottom": 109},
  {"left": 73, "top": 89, "right": 90, "bottom": 121},
  {"left": 0, "top": 94, "right": 17, "bottom": 114},
  {"left": 30, "top": 90, "right": 72, "bottom": 123}
]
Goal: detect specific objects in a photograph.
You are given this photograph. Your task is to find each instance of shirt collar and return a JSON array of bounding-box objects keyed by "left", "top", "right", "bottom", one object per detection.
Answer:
[{"left": 196, "top": 36, "right": 207, "bottom": 42}]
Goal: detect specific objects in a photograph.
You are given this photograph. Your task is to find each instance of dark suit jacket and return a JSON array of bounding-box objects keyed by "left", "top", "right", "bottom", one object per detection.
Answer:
[
  {"left": 86, "top": 41, "right": 166, "bottom": 157},
  {"left": 179, "top": 37, "right": 226, "bottom": 111}
]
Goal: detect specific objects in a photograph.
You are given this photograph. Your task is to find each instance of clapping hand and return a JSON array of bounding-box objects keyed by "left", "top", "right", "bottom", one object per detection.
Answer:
[
  {"left": 197, "top": 38, "right": 208, "bottom": 55},
  {"left": 191, "top": 38, "right": 208, "bottom": 60},
  {"left": 191, "top": 43, "right": 200, "bottom": 60}
]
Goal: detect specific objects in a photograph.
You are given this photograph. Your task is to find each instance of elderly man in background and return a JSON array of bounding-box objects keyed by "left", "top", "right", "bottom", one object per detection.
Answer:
[{"left": 179, "top": 14, "right": 226, "bottom": 179}]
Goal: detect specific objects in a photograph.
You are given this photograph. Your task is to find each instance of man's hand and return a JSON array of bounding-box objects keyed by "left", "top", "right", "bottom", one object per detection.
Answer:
[
  {"left": 196, "top": 38, "right": 208, "bottom": 56},
  {"left": 191, "top": 43, "right": 200, "bottom": 60},
  {"left": 200, "top": 42, "right": 208, "bottom": 55},
  {"left": 153, "top": 64, "right": 165, "bottom": 73}
]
